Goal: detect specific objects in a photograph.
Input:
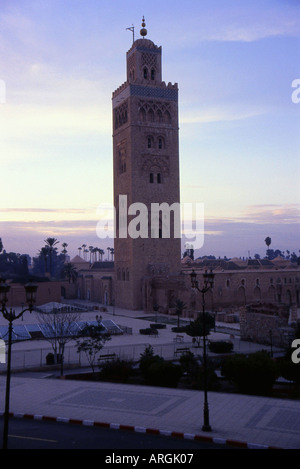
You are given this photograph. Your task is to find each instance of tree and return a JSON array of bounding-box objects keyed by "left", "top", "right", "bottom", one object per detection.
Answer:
[
  {"left": 76, "top": 319, "right": 111, "bottom": 375},
  {"left": 61, "top": 242, "right": 68, "bottom": 262},
  {"left": 0, "top": 238, "right": 3, "bottom": 253},
  {"left": 89, "top": 246, "right": 94, "bottom": 263},
  {"left": 39, "top": 246, "right": 49, "bottom": 274},
  {"left": 110, "top": 248, "right": 114, "bottom": 261},
  {"left": 175, "top": 299, "right": 186, "bottom": 328},
  {"left": 265, "top": 237, "right": 271, "bottom": 249},
  {"left": 185, "top": 313, "right": 215, "bottom": 347},
  {"left": 36, "top": 310, "right": 81, "bottom": 376},
  {"left": 61, "top": 263, "right": 78, "bottom": 283},
  {"left": 0, "top": 251, "right": 29, "bottom": 281},
  {"left": 44, "top": 238, "right": 59, "bottom": 276}
]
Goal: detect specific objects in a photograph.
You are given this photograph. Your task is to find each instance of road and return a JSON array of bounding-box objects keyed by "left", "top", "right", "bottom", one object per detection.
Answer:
[{"left": 1, "top": 417, "right": 233, "bottom": 451}]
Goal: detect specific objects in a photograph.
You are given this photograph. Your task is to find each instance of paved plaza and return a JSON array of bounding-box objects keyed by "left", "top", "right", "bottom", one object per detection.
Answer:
[{"left": 0, "top": 301, "right": 300, "bottom": 449}]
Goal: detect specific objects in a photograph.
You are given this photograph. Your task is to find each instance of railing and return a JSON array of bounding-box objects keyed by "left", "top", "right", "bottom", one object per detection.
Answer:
[{"left": 0, "top": 341, "right": 194, "bottom": 372}]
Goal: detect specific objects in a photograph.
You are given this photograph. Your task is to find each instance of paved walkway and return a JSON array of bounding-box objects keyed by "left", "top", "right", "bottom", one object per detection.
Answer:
[
  {"left": 1, "top": 374, "right": 300, "bottom": 449},
  {"left": 0, "top": 301, "right": 299, "bottom": 449}
]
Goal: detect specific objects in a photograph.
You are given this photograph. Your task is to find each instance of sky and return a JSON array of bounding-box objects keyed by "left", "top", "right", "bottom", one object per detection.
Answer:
[{"left": 0, "top": 0, "right": 299, "bottom": 261}]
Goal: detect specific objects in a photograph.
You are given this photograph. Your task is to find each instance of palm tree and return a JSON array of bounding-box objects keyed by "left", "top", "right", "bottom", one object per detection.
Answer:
[
  {"left": 78, "top": 247, "right": 82, "bottom": 257},
  {"left": 82, "top": 244, "right": 87, "bottom": 260},
  {"left": 99, "top": 249, "right": 104, "bottom": 261},
  {"left": 175, "top": 299, "right": 186, "bottom": 328},
  {"left": 107, "top": 247, "right": 110, "bottom": 261},
  {"left": 61, "top": 263, "right": 78, "bottom": 283},
  {"left": 44, "top": 238, "right": 59, "bottom": 276},
  {"left": 110, "top": 248, "right": 114, "bottom": 261},
  {"left": 89, "top": 246, "right": 94, "bottom": 263},
  {"left": 39, "top": 246, "right": 49, "bottom": 274},
  {"left": 61, "top": 242, "right": 68, "bottom": 262},
  {"left": 265, "top": 237, "right": 271, "bottom": 249}
]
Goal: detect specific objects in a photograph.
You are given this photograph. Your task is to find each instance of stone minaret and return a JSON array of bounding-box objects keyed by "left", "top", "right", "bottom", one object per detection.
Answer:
[{"left": 112, "top": 18, "right": 181, "bottom": 310}]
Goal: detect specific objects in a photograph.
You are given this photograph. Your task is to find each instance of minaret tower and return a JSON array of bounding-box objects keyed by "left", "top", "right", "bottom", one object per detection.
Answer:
[{"left": 112, "top": 18, "right": 181, "bottom": 310}]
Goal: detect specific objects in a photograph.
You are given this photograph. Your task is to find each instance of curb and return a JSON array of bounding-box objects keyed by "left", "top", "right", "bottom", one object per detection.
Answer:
[{"left": 2, "top": 411, "right": 283, "bottom": 450}]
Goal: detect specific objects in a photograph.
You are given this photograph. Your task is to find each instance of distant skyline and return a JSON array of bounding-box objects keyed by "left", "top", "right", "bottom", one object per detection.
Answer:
[{"left": 0, "top": 0, "right": 299, "bottom": 260}]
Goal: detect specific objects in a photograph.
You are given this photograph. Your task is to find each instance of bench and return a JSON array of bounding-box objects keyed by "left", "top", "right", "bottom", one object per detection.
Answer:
[
  {"left": 174, "top": 347, "right": 190, "bottom": 357},
  {"left": 98, "top": 353, "right": 116, "bottom": 362},
  {"left": 173, "top": 334, "right": 184, "bottom": 343}
]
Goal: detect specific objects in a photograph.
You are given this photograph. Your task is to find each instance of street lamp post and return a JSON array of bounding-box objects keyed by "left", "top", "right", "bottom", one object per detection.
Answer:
[
  {"left": 0, "top": 279, "right": 38, "bottom": 449},
  {"left": 190, "top": 269, "right": 215, "bottom": 432}
]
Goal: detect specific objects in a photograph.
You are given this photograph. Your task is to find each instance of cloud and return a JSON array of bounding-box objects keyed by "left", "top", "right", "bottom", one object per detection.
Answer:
[
  {"left": 0, "top": 208, "right": 88, "bottom": 213},
  {"left": 241, "top": 204, "right": 300, "bottom": 224},
  {"left": 180, "top": 105, "right": 266, "bottom": 125},
  {"left": 166, "top": 2, "right": 300, "bottom": 46}
]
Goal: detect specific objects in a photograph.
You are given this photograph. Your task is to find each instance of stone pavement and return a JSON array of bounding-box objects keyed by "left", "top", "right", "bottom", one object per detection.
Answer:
[
  {"left": 1, "top": 373, "right": 300, "bottom": 449},
  {"left": 0, "top": 301, "right": 299, "bottom": 449}
]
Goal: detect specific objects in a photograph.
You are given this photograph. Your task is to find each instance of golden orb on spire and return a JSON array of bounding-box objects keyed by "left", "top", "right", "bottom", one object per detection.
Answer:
[{"left": 140, "top": 16, "right": 147, "bottom": 37}]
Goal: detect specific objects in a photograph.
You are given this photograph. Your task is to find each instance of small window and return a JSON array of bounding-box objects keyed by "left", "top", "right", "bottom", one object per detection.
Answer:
[
  {"left": 151, "top": 68, "right": 155, "bottom": 80},
  {"left": 148, "top": 137, "right": 152, "bottom": 148},
  {"left": 157, "top": 173, "right": 161, "bottom": 184},
  {"left": 158, "top": 138, "right": 163, "bottom": 149},
  {"left": 143, "top": 67, "right": 148, "bottom": 79},
  {"left": 150, "top": 173, "right": 154, "bottom": 183}
]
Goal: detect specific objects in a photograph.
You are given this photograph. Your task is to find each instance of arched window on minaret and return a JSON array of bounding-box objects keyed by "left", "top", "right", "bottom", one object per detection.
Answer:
[
  {"left": 151, "top": 68, "right": 155, "bottom": 80},
  {"left": 164, "top": 110, "right": 171, "bottom": 124},
  {"left": 147, "top": 136, "right": 153, "bottom": 148},
  {"left": 148, "top": 108, "right": 154, "bottom": 122},
  {"left": 143, "top": 67, "right": 148, "bottom": 79},
  {"left": 139, "top": 107, "right": 146, "bottom": 122},
  {"left": 158, "top": 137, "right": 164, "bottom": 149}
]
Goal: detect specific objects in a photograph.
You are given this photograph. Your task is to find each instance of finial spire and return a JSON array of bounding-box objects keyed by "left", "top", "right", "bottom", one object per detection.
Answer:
[{"left": 140, "top": 16, "right": 147, "bottom": 38}]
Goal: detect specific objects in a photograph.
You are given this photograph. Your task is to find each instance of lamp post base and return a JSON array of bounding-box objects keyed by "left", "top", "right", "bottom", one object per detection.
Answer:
[
  {"left": 202, "top": 402, "right": 211, "bottom": 432},
  {"left": 202, "top": 424, "right": 212, "bottom": 432}
]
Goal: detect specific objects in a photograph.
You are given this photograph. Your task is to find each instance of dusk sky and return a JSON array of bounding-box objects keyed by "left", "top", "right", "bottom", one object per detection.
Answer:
[{"left": 0, "top": 0, "right": 299, "bottom": 260}]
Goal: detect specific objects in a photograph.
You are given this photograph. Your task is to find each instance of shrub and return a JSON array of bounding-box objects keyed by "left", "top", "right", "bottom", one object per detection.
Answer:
[
  {"left": 146, "top": 361, "right": 183, "bottom": 388},
  {"left": 139, "top": 345, "right": 163, "bottom": 379},
  {"left": 150, "top": 323, "right": 166, "bottom": 329},
  {"left": 208, "top": 341, "right": 233, "bottom": 354},
  {"left": 139, "top": 328, "right": 157, "bottom": 335},
  {"left": 179, "top": 351, "right": 198, "bottom": 373},
  {"left": 171, "top": 326, "right": 187, "bottom": 333},
  {"left": 192, "top": 364, "right": 220, "bottom": 391},
  {"left": 221, "top": 351, "right": 279, "bottom": 396},
  {"left": 99, "top": 358, "right": 133, "bottom": 383}
]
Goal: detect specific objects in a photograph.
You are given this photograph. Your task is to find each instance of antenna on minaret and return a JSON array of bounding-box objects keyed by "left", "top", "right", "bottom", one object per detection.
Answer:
[{"left": 126, "top": 24, "right": 135, "bottom": 43}]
